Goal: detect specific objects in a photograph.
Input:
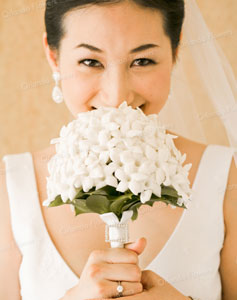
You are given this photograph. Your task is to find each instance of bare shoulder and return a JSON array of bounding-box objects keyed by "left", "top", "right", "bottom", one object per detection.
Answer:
[
  {"left": 167, "top": 129, "right": 207, "bottom": 151},
  {"left": 30, "top": 145, "right": 56, "bottom": 178},
  {"left": 30, "top": 145, "right": 56, "bottom": 207},
  {"left": 31, "top": 144, "right": 56, "bottom": 164},
  {"left": 168, "top": 131, "right": 208, "bottom": 166}
]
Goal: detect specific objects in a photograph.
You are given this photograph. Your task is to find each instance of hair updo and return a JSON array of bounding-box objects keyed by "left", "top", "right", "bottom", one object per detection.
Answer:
[{"left": 45, "top": 0, "right": 185, "bottom": 62}]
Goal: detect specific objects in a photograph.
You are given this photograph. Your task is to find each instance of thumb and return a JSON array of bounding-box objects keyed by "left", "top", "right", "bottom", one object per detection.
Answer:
[{"left": 124, "top": 237, "right": 147, "bottom": 256}]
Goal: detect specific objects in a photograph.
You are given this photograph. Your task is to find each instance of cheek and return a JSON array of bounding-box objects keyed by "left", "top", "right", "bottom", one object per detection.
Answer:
[
  {"left": 60, "top": 70, "right": 97, "bottom": 114},
  {"left": 139, "top": 66, "right": 172, "bottom": 114},
  {"left": 61, "top": 73, "right": 88, "bottom": 99},
  {"left": 58, "top": 54, "right": 97, "bottom": 114},
  {"left": 137, "top": 66, "right": 171, "bottom": 100}
]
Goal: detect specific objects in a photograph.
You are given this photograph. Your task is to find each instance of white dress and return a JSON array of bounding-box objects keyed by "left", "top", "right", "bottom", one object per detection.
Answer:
[{"left": 2, "top": 144, "right": 235, "bottom": 300}]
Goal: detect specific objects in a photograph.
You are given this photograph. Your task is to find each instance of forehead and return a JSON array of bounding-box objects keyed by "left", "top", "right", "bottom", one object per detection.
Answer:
[{"left": 61, "top": 1, "right": 165, "bottom": 51}]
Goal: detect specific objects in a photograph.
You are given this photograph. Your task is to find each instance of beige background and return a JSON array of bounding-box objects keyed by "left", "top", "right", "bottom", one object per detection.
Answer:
[{"left": 0, "top": 0, "right": 237, "bottom": 158}]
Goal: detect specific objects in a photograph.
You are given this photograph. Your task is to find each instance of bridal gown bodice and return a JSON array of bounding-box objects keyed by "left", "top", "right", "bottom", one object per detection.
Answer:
[{"left": 2, "top": 144, "right": 235, "bottom": 300}]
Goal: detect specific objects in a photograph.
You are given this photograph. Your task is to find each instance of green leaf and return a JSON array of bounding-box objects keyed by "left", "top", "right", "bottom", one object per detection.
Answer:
[
  {"left": 86, "top": 195, "right": 110, "bottom": 214},
  {"left": 131, "top": 207, "right": 139, "bottom": 221},
  {"left": 73, "top": 199, "right": 93, "bottom": 216},
  {"left": 121, "top": 199, "right": 139, "bottom": 211},
  {"left": 150, "top": 195, "right": 187, "bottom": 209},
  {"left": 121, "top": 201, "right": 142, "bottom": 222},
  {"left": 74, "top": 206, "right": 81, "bottom": 216},
  {"left": 74, "top": 187, "right": 86, "bottom": 199},
  {"left": 91, "top": 189, "right": 109, "bottom": 196},
  {"left": 92, "top": 185, "right": 120, "bottom": 197},
  {"left": 170, "top": 201, "right": 187, "bottom": 209},
  {"left": 107, "top": 195, "right": 120, "bottom": 201},
  {"left": 49, "top": 195, "right": 65, "bottom": 207},
  {"left": 110, "top": 195, "right": 132, "bottom": 215},
  {"left": 163, "top": 194, "right": 179, "bottom": 204},
  {"left": 161, "top": 185, "right": 179, "bottom": 198},
  {"left": 129, "top": 202, "right": 142, "bottom": 211},
  {"left": 98, "top": 186, "right": 120, "bottom": 196},
  {"left": 143, "top": 199, "right": 156, "bottom": 207},
  {"left": 74, "top": 185, "right": 122, "bottom": 200},
  {"left": 74, "top": 199, "right": 92, "bottom": 214}
]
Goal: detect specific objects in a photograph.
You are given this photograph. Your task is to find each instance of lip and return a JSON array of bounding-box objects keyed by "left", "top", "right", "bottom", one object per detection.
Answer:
[
  {"left": 91, "top": 104, "right": 145, "bottom": 110},
  {"left": 138, "top": 104, "right": 145, "bottom": 109}
]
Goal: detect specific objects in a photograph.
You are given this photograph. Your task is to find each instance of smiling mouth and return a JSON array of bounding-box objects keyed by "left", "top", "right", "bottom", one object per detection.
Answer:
[
  {"left": 91, "top": 104, "right": 145, "bottom": 110},
  {"left": 138, "top": 104, "right": 145, "bottom": 110}
]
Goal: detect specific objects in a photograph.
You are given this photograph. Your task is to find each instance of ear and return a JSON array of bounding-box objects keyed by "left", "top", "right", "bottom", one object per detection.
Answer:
[{"left": 42, "top": 32, "right": 60, "bottom": 72}]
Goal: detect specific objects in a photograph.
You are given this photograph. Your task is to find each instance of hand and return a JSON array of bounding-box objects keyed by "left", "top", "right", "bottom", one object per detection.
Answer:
[
  {"left": 102, "top": 270, "right": 189, "bottom": 300},
  {"left": 64, "top": 237, "right": 147, "bottom": 300}
]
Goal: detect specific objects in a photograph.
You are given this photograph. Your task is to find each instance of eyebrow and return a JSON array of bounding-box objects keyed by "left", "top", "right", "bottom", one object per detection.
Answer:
[{"left": 74, "top": 43, "right": 159, "bottom": 54}]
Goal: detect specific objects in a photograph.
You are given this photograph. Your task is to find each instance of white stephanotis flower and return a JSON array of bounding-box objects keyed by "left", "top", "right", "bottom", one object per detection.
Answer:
[{"left": 43, "top": 101, "right": 192, "bottom": 208}]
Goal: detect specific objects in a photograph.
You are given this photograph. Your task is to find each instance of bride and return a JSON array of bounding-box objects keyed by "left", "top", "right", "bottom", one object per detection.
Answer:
[{"left": 1, "top": 0, "right": 236, "bottom": 299}]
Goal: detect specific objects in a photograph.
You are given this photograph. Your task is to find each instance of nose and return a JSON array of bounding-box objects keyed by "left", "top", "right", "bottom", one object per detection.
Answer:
[{"left": 100, "top": 64, "right": 134, "bottom": 108}]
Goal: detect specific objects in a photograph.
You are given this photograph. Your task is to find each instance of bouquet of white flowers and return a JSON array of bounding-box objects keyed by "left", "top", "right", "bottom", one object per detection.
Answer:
[{"left": 43, "top": 101, "right": 192, "bottom": 248}]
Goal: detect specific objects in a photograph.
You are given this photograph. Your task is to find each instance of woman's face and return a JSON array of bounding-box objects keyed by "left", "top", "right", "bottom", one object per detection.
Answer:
[{"left": 43, "top": 0, "right": 175, "bottom": 117}]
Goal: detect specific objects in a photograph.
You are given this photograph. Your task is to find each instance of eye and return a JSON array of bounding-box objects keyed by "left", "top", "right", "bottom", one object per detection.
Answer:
[
  {"left": 132, "top": 58, "right": 156, "bottom": 67},
  {"left": 78, "top": 59, "right": 102, "bottom": 68},
  {"left": 78, "top": 58, "right": 157, "bottom": 68}
]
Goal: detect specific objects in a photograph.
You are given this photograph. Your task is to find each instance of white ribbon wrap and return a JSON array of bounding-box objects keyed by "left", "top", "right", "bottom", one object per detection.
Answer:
[{"left": 100, "top": 210, "right": 133, "bottom": 248}]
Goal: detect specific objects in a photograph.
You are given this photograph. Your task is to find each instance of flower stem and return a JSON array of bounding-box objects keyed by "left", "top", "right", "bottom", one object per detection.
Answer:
[{"left": 116, "top": 193, "right": 133, "bottom": 202}]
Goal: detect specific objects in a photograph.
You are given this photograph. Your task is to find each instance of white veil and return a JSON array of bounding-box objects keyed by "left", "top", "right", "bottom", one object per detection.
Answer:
[{"left": 158, "top": 0, "right": 237, "bottom": 166}]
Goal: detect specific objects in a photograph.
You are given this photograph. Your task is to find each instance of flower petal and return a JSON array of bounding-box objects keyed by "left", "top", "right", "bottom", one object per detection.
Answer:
[
  {"left": 128, "top": 180, "right": 143, "bottom": 195},
  {"left": 82, "top": 177, "right": 94, "bottom": 192},
  {"left": 116, "top": 181, "right": 129, "bottom": 193},
  {"left": 140, "top": 189, "right": 152, "bottom": 203},
  {"left": 106, "top": 176, "right": 118, "bottom": 188}
]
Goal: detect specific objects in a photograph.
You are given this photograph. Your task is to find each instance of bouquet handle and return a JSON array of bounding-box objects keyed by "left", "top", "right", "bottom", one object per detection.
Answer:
[{"left": 100, "top": 210, "right": 133, "bottom": 248}]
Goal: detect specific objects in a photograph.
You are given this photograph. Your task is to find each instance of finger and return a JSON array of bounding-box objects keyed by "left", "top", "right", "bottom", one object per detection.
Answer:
[
  {"left": 89, "top": 248, "right": 139, "bottom": 264},
  {"left": 124, "top": 237, "right": 147, "bottom": 255},
  {"left": 102, "top": 262, "right": 142, "bottom": 282},
  {"left": 141, "top": 270, "right": 158, "bottom": 290},
  {"left": 105, "top": 280, "right": 143, "bottom": 298}
]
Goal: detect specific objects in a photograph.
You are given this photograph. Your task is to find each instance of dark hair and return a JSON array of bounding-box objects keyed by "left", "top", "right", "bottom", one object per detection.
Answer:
[{"left": 45, "top": 0, "right": 185, "bottom": 62}]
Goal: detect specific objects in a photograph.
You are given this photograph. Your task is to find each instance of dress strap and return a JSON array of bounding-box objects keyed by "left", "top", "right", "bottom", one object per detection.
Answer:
[
  {"left": 144, "top": 144, "right": 235, "bottom": 300},
  {"left": 191, "top": 144, "right": 235, "bottom": 207},
  {"left": 186, "top": 144, "right": 235, "bottom": 253},
  {"left": 2, "top": 152, "right": 47, "bottom": 253},
  {"left": 3, "top": 152, "right": 80, "bottom": 299}
]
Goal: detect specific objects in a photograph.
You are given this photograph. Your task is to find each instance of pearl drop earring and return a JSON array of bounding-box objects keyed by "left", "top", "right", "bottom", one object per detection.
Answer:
[{"left": 52, "top": 71, "right": 64, "bottom": 104}]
